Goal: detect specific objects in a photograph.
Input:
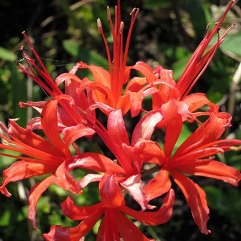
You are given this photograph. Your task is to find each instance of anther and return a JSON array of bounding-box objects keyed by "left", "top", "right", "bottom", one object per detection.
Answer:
[
  {"left": 119, "top": 21, "right": 124, "bottom": 34},
  {"left": 107, "top": 6, "right": 111, "bottom": 21},
  {"left": 97, "top": 18, "right": 103, "bottom": 33}
]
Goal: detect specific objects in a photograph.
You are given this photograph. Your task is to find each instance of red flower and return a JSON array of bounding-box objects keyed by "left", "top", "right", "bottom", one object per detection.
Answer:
[
  {"left": 43, "top": 173, "right": 175, "bottom": 241},
  {"left": 0, "top": 98, "right": 90, "bottom": 228},
  {"left": 17, "top": 2, "right": 155, "bottom": 118},
  {"left": 1, "top": 1, "right": 239, "bottom": 240},
  {"left": 135, "top": 101, "right": 241, "bottom": 234},
  {"left": 19, "top": 1, "right": 235, "bottom": 123},
  {"left": 124, "top": 0, "right": 234, "bottom": 119},
  {"left": 68, "top": 109, "right": 156, "bottom": 210},
  {"left": 65, "top": 1, "right": 162, "bottom": 117}
]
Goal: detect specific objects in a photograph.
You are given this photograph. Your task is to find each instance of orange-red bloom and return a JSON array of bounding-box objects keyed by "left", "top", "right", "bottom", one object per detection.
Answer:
[
  {"left": 0, "top": 1, "right": 239, "bottom": 240},
  {"left": 134, "top": 102, "right": 241, "bottom": 234},
  {"left": 43, "top": 173, "right": 175, "bottom": 241},
  {"left": 0, "top": 98, "right": 89, "bottom": 228}
]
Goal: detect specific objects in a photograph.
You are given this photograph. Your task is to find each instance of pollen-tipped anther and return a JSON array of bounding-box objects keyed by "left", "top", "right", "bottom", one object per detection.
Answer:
[{"left": 97, "top": 18, "right": 103, "bottom": 33}]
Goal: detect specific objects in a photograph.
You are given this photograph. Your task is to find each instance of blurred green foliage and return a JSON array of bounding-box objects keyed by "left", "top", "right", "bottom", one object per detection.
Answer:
[{"left": 0, "top": 0, "right": 241, "bottom": 240}]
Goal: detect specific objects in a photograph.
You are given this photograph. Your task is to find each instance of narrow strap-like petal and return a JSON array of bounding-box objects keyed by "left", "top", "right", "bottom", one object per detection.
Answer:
[
  {"left": 161, "top": 100, "right": 183, "bottom": 157},
  {"left": 107, "top": 109, "right": 130, "bottom": 146},
  {"left": 143, "top": 170, "right": 171, "bottom": 201},
  {"left": 174, "top": 159, "right": 240, "bottom": 186},
  {"left": 63, "top": 124, "right": 95, "bottom": 147},
  {"left": 69, "top": 152, "right": 125, "bottom": 175},
  {"left": 0, "top": 160, "right": 55, "bottom": 197},
  {"left": 100, "top": 174, "right": 125, "bottom": 208},
  {"left": 172, "top": 171, "right": 210, "bottom": 234},
  {"left": 28, "top": 175, "right": 56, "bottom": 229},
  {"left": 132, "top": 110, "right": 163, "bottom": 145},
  {"left": 43, "top": 208, "right": 103, "bottom": 241},
  {"left": 120, "top": 189, "right": 175, "bottom": 225},
  {"left": 174, "top": 113, "right": 231, "bottom": 157},
  {"left": 61, "top": 197, "right": 102, "bottom": 220},
  {"left": 117, "top": 212, "right": 154, "bottom": 241},
  {"left": 97, "top": 209, "right": 120, "bottom": 241},
  {"left": 41, "top": 99, "right": 67, "bottom": 153},
  {"left": 121, "top": 174, "right": 148, "bottom": 210}
]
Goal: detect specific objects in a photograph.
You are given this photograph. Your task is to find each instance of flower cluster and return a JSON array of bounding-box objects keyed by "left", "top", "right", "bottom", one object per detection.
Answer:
[{"left": 0, "top": 0, "right": 240, "bottom": 240}]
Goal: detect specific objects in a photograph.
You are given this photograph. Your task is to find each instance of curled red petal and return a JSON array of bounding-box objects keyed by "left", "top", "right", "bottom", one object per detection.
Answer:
[
  {"left": 43, "top": 208, "right": 103, "bottom": 241},
  {"left": 172, "top": 171, "right": 210, "bottom": 234},
  {"left": 41, "top": 99, "right": 67, "bottom": 153},
  {"left": 99, "top": 174, "right": 125, "bottom": 208},
  {"left": 69, "top": 152, "right": 125, "bottom": 175},
  {"left": 182, "top": 93, "right": 219, "bottom": 113},
  {"left": 0, "top": 160, "right": 55, "bottom": 197},
  {"left": 175, "top": 159, "right": 240, "bottom": 186},
  {"left": 174, "top": 113, "right": 231, "bottom": 157},
  {"left": 97, "top": 209, "right": 119, "bottom": 241},
  {"left": 61, "top": 197, "right": 102, "bottom": 220},
  {"left": 87, "top": 65, "right": 111, "bottom": 88},
  {"left": 55, "top": 73, "right": 82, "bottom": 86},
  {"left": 129, "top": 91, "right": 144, "bottom": 117},
  {"left": 131, "top": 61, "right": 156, "bottom": 83},
  {"left": 107, "top": 109, "right": 129, "bottom": 146},
  {"left": 63, "top": 124, "right": 95, "bottom": 146},
  {"left": 121, "top": 174, "right": 148, "bottom": 210},
  {"left": 161, "top": 100, "right": 183, "bottom": 157},
  {"left": 28, "top": 175, "right": 56, "bottom": 229},
  {"left": 28, "top": 162, "right": 81, "bottom": 229},
  {"left": 143, "top": 170, "right": 171, "bottom": 201},
  {"left": 54, "top": 162, "right": 82, "bottom": 194},
  {"left": 120, "top": 189, "right": 175, "bottom": 225},
  {"left": 79, "top": 174, "right": 102, "bottom": 188},
  {"left": 122, "top": 140, "right": 165, "bottom": 167},
  {"left": 117, "top": 212, "right": 154, "bottom": 241},
  {"left": 7, "top": 119, "right": 61, "bottom": 157},
  {"left": 132, "top": 110, "right": 163, "bottom": 145},
  {"left": 126, "top": 77, "right": 147, "bottom": 92}
]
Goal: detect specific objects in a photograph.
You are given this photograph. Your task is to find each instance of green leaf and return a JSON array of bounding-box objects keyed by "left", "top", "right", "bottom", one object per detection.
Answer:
[
  {"left": 63, "top": 39, "right": 79, "bottom": 58},
  {"left": 63, "top": 39, "right": 108, "bottom": 67},
  {"left": 0, "top": 210, "right": 11, "bottom": 226},
  {"left": 9, "top": 63, "right": 27, "bottom": 126},
  {"left": 220, "top": 33, "right": 241, "bottom": 59},
  {"left": 174, "top": 123, "right": 192, "bottom": 150},
  {"left": 205, "top": 186, "right": 241, "bottom": 224},
  {"left": 0, "top": 47, "right": 16, "bottom": 61},
  {"left": 173, "top": 53, "right": 192, "bottom": 80}
]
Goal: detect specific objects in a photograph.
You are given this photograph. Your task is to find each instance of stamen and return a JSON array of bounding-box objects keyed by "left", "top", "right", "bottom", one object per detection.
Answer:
[
  {"left": 119, "top": 21, "right": 124, "bottom": 34},
  {"left": 97, "top": 18, "right": 112, "bottom": 69},
  {"left": 21, "top": 31, "right": 62, "bottom": 97},
  {"left": 97, "top": 18, "right": 103, "bottom": 33},
  {"left": 107, "top": 6, "right": 114, "bottom": 36},
  {"left": 107, "top": 6, "right": 111, "bottom": 21},
  {"left": 123, "top": 8, "right": 139, "bottom": 66},
  {"left": 177, "top": 0, "right": 236, "bottom": 98},
  {"left": 22, "top": 32, "right": 49, "bottom": 77}
]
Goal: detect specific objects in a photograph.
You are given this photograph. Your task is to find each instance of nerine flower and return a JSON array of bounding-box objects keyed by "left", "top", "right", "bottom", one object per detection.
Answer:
[
  {"left": 0, "top": 0, "right": 240, "bottom": 240},
  {"left": 130, "top": 0, "right": 235, "bottom": 120},
  {"left": 131, "top": 101, "right": 241, "bottom": 234},
  {"left": 19, "top": 1, "right": 235, "bottom": 124},
  {"left": 43, "top": 174, "right": 175, "bottom": 241},
  {"left": 0, "top": 98, "right": 92, "bottom": 228},
  {"left": 39, "top": 109, "right": 176, "bottom": 240}
]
